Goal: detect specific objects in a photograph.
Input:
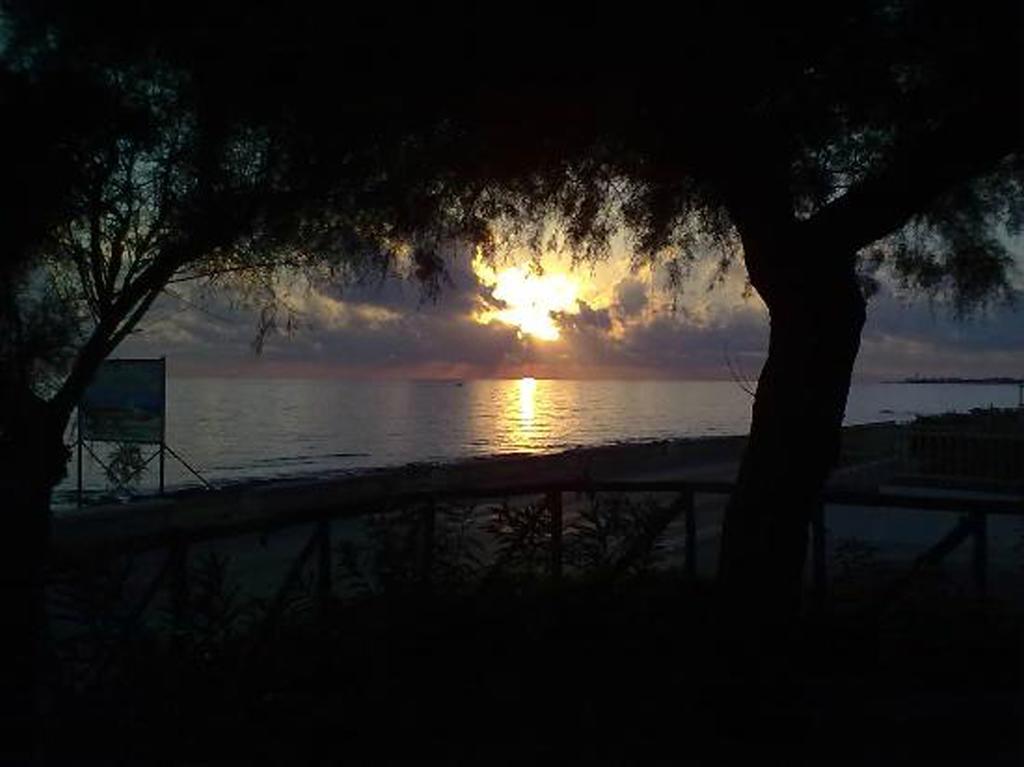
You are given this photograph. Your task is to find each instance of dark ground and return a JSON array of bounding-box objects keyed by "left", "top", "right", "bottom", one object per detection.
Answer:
[{"left": 41, "top": 574, "right": 1022, "bottom": 766}]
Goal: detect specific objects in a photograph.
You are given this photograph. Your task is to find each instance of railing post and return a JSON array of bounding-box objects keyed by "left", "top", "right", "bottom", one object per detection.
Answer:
[
  {"left": 971, "top": 511, "right": 987, "bottom": 598},
  {"left": 76, "top": 411, "right": 84, "bottom": 508},
  {"left": 316, "top": 517, "right": 332, "bottom": 622},
  {"left": 810, "top": 501, "right": 827, "bottom": 611},
  {"left": 682, "top": 489, "right": 696, "bottom": 579},
  {"left": 547, "top": 491, "right": 563, "bottom": 581}
]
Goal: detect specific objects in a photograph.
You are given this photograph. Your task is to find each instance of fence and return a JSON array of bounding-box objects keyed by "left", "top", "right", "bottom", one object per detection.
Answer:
[
  {"left": 903, "top": 429, "right": 1024, "bottom": 485},
  {"left": 50, "top": 479, "right": 1024, "bottom": 628}
]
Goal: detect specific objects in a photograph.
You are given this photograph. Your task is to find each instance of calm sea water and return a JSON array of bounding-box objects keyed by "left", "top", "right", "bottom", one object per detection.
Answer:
[{"left": 57, "top": 378, "right": 1020, "bottom": 505}]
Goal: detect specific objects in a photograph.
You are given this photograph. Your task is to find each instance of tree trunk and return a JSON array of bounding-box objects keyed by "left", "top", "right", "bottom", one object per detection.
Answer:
[
  {"left": 718, "top": 233, "right": 866, "bottom": 630},
  {"left": 0, "top": 392, "right": 69, "bottom": 762},
  {"left": 0, "top": 282, "right": 156, "bottom": 759}
]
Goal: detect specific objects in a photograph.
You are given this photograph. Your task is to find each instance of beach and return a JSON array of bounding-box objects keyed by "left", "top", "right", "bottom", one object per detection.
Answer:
[{"left": 49, "top": 418, "right": 1024, "bottom": 612}]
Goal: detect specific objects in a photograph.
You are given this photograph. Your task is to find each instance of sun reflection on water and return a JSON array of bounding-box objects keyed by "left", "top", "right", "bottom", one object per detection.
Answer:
[{"left": 518, "top": 377, "right": 537, "bottom": 423}]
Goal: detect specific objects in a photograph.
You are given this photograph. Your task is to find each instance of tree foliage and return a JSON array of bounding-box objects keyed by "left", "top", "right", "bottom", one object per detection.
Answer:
[{"left": 0, "top": 1, "right": 1019, "bottom": 501}]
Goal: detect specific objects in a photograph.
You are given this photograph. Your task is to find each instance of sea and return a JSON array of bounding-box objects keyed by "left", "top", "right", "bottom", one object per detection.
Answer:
[{"left": 56, "top": 378, "right": 1021, "bottom": 507}]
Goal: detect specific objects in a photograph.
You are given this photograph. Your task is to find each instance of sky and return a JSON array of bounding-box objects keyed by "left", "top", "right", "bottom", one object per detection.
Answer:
[{"left": 117, "top": 238, "right": 1024, "bottom": 382}]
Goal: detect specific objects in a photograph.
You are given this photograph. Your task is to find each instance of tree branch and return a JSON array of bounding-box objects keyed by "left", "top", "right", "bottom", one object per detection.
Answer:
[
  {"left": 50, "top": 241, "right": 192, "bottom": 420},
  {"left": 802, "top": 105, "right": 1023, "bottom": 253},
  {"left": 87, "top": 187, "right": 111, "bottom": 312},
  {"left": 104, "top": 283, "right": 163, "bottom": 354}
]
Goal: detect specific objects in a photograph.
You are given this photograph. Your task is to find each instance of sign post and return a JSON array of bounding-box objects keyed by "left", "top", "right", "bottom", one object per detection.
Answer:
[
  {"left": 159, "top": 359, "right": 166, "bottom": 494},
  {"left": 77, "top": 406, "right": 84, "bottom": 507}
]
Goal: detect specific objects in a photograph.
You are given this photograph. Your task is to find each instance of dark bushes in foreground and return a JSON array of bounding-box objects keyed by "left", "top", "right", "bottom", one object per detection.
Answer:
[{"left": 42, "top": 496, "right": 1023, "bottom": 764}]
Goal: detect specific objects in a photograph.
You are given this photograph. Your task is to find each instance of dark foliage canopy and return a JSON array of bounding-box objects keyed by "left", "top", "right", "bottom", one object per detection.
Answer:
[
  {"left": 6, "top": 1, "right": 1021, "bottom": 295},
  {"left": 0, "top": 1, "right": 1020, "bottom": 428},
  {"left": 0, "top": 3, "right": 1020, "bottom": 695}
]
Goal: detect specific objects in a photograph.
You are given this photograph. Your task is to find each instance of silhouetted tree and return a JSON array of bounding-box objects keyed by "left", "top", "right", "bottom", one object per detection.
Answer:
[
  {"left": 251, "top": 3, "right": 1022, "bottom": 628},
  {"left": 0, "top": 5, "right": 477, "bottom": 751},
  {"left": 2, "top": 4, "right": 1021, "bottom": 692},
  {"left": 0, "top": 3, "right": 439, "bottom": 515},
  {"left": 405, "top": 4, "right": 1023, "bottom": 629}
]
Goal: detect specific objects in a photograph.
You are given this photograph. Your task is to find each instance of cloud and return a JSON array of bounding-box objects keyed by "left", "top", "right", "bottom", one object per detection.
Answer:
[
  {"left": 115, "top": 247, "right": 1023, "bottom": 380},
  {"left": 613, "top": 277, "right": 648, "bottom": 318},
  {"left": 555, "top": 300, "right": 612, "bottom": 334},
  {"left": 854, "top": 286, "right": 1024, "bottom": 378}
]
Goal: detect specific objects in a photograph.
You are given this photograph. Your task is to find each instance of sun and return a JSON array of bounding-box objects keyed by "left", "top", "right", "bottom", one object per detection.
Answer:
[{"left": 473, "top": 255, "right": 580, "bottom": 340}]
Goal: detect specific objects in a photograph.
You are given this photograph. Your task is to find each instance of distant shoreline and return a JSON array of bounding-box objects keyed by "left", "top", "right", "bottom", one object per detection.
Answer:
[{"left": 884, "top": 377, "right": 1024, "bottom": 385}]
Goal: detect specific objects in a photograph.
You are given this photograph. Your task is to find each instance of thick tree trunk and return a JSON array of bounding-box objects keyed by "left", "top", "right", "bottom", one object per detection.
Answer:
[
  {"left": 0, "top": 393, "right": 70, "bottom": 762},
  {"left": 718, "top": 234, "right": 866, "bottom": 630},
  {"left": 0, "top": 293, "right": 147, "bottom": 748}
]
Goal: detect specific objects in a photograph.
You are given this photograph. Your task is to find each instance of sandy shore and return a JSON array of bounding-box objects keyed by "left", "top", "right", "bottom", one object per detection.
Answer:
[
  {"left": 45, "top": 431, "right": 749, "bottom": 631},
  {"left": 52, "top": 420, "right": 909, "bottom": 549},
  {"left": 50, "top": 431, "right": 754, "bottom": 556},
  {"left": 48, "top": 420, "right": 1023, "bottom": 608}
]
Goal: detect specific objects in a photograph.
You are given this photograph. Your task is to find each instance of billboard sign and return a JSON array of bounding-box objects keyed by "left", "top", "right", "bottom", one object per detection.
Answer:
[{"left": 80, "top": 358, "right": 165, "bottom": 444}]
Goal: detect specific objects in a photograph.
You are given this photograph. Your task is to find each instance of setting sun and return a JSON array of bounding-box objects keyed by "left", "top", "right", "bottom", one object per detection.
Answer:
[{"left": 473, "top": 255, "right": 580, "bottom": 341}]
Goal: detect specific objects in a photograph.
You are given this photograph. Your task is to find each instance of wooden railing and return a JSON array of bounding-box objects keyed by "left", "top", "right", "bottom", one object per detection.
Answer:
[
  {"left": 49, "top": 477, "right": 1024, "bottom": 688},
  {"left": 903, "top": 429, "right": 1024, "bottom": 484},
  {"left": 51, "top": 478, "right": 1024, "bottom": 617}
]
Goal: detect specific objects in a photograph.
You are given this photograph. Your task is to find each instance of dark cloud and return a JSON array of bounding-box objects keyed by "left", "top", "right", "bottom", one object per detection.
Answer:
[
  {"left": 861, "top": 289, "right": 1024, "bottom": 353},
  {"left": 554, "top": 300, "right": 612, "bottom": 334},
  {"left": 854, "top": 285, "right": 1024, "bottom": 378},
  {"left": 118, "top": 254, "right": 1023, "bottom": 380},
  {"left": 319, "top": 246, "right": 484, "bottom": 315},
  {"left": 613, "top": 277, "right": 648, "bottom": 318},
  {"left": 615, "top": 311, "right": 768, "bottom": 379}
]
